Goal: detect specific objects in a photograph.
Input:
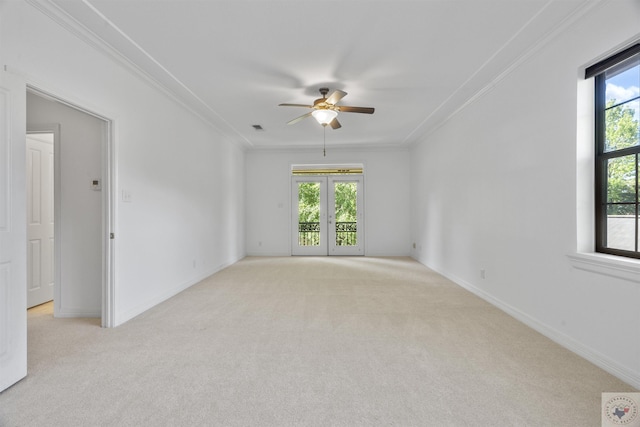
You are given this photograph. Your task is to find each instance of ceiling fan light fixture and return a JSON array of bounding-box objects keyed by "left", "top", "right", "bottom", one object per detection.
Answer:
[
  {"left": 312, "top": 109, "right": 338, "bottom": 125},
  {"left": 280, "top": 88, "right": 373, "bottom": 128}
]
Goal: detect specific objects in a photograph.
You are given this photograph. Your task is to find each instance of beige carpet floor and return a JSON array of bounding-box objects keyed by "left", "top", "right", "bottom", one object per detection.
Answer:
[{"left": 0, "top": 256, "right": 635, "bottom": 426}]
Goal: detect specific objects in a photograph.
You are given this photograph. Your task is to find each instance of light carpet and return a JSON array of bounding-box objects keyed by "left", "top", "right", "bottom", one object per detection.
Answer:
[{"left": 0, "top": 256, "right": 635, "bottom": 426}]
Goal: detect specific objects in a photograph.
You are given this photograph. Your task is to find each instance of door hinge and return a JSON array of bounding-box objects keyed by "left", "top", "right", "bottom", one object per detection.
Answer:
[{"left": 110, "top": 233, "right": 114, "bottom": 239}]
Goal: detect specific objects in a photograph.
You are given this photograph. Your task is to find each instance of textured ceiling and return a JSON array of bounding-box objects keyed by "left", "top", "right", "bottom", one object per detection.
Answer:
[{"left": 45, "top": 0, "right": 592, "bottom": 150}]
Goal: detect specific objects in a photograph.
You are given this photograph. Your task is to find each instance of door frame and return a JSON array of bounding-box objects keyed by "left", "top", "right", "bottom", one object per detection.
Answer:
[
  {"left": 27, "top": 86, "right": 115, "bottom": 328},
  {"left": 291, "top": 174, "right": 364, "bottom": 256},
  {"left": 26, "top": 126, "right": 59, "bottom": 309}
]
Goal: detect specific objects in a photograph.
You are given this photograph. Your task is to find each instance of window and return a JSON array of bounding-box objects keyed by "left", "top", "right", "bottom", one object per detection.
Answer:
[{"left": 587, "top": 44, "right": 640, "bottom": 258}]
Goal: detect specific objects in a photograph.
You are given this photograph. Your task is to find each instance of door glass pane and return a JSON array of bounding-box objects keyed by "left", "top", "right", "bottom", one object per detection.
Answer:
[
  {"left": 334, "top": 182, "right": 357, "bottom": 246},
  {"left": 298, "top": 182, "right": 320, "bottom": 246},
  {"left": 606, "top": 203, "right": 635, "bottom": 251}
]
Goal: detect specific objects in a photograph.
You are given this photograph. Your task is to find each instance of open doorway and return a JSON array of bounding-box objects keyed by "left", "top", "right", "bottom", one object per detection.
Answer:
[
  {"left": 0, "top": 73, "right": 116, "bottom": 393},
  {"left": 27, "top": 89, "right": 113, "bottom": 325}
]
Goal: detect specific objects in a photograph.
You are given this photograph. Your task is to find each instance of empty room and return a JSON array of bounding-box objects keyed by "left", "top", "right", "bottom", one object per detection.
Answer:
[{"left": 1, "top": 0, "right": 639, "bottom": 425}]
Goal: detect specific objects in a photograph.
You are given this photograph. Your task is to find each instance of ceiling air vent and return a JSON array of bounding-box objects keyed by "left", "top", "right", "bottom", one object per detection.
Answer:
[{"left": 252, "top": 125, "right": 264, "bottom": 131}]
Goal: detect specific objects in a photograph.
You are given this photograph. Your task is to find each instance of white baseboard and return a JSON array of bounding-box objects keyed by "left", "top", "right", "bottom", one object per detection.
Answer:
[
  {"left": 55, "top": 308, "right": 101, "bottom": 318},
  {"left": 114, "top": 258, "right": 239, "bottom": 326},
  {"left": 245, "top": 251, "right": 291, "bottom": 257},
  {"left": 418, "top": 260, "right": 640, "bottom": 390}
]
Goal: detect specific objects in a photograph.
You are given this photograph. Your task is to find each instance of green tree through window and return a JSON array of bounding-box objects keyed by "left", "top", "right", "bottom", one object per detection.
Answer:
[
  {"left": 605, "top": 100, "right": 638, "bottom": 215},
  {"left": 298, "top": 182, "right": 320, "bottom": 223},
  {"left": 334, "top": 182, "right": 357, "bottom": 223},
  {"left": 297, "top": 180, "right": 360, "bottom": 247}
]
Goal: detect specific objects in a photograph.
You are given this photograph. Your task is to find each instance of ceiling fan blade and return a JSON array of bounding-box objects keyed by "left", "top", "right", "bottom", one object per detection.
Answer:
[
  {"left": 329, "top": 118, "right": 342, "bottom": 129},
  {"left": 287, "top": 112, "right": 313, "bottom": 125},
  {"left": 279, "top": 103, "right": 313, "bottom": 108},
  {"left": 337, "top": 106, "right": 375, "bottom": 114},
  {"left": 326, "top": 90, "right": 347, "bottom": 105}
]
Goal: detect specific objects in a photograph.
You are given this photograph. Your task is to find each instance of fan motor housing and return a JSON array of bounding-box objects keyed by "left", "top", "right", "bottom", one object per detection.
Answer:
[{"left": 313, "top": 98, "right": 328, "bottom": 107}]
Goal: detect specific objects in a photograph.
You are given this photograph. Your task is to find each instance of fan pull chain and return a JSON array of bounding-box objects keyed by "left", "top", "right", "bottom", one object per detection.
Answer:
[{"left": 323, "top": 124, "right": 326, "bottom": 157}]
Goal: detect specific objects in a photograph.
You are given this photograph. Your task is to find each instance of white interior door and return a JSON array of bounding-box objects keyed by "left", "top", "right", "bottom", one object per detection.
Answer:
[
  {"left": 26, "top": 133, "right": 54, "bottom": 308},
  {"left": 0, "top": 69, "right": 27, "bottom": 392},
  {"left": 292, "top": 175, "right": 364, "bottom": 256}
]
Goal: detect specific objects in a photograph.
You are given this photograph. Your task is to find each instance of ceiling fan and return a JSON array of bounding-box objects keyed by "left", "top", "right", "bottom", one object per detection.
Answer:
[{"left": 279, "top": 87, "right": 375, "bottom": 129}]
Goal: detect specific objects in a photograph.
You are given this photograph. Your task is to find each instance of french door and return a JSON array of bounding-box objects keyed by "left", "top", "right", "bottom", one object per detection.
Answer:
[{"left": 291, "top": 175, "right": 364, "bottom": 256}]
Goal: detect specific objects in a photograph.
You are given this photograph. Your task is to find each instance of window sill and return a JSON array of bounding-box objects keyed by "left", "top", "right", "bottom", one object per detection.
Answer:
[{"left": 568, "top": 252, "right": 640, "bottom": 283}]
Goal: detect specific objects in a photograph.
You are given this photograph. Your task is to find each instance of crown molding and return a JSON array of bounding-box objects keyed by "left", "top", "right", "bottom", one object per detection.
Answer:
[
  {"left": 24, "top": 0, "right": 252, "bottom": 149},
  {"left": 405, "top": 0, "right": 605, "bottom": 148}
]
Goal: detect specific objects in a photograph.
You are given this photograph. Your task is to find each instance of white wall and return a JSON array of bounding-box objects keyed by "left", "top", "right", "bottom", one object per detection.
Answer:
[
  {"left": 4, "top": 0, "right": 637, "bottom": 387},
  {"left": 1, "top": 1, "right": 245, "bottom": 326},
  {"left": 27, "top": 92, "right": 104, "bottom": 317},
  {"left": 410, "top": 1, "right": 640, "bottom": 388},
  {"left": 245, "top": 148, "right": 411, "bottom": 256}
]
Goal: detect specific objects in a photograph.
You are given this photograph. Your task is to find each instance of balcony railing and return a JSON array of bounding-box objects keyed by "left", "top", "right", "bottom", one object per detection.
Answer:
[
  {"left": 298, "top": 222, "right": 357, "bottom": 246},
  {"left": 298, "top": 222, "right": 321, "bottom": 246},
  {"left": 335, "top": 221, "right": 357, "bottom": 246}
]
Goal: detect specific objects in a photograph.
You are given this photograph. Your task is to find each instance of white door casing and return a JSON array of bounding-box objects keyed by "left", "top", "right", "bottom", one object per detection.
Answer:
[
  {"left": 27, "top": 87, "right": 115, "bottom": 328},
  {"left": 26, "top": 133, "right": 54, "bottom": 308},
  {"left": 0, "top": 69, "right": 27, "bottom": 392}
]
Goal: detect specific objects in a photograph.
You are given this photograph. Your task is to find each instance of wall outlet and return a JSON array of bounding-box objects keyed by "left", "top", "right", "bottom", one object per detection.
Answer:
[{"left": 480, "top": 269, "right": 486, "bottom": 279}]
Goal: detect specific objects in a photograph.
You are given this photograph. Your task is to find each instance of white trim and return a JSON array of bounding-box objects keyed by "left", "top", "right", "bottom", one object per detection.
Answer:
[
  {"left": 568, "top": 252, "right": 640, "bottom": 284},
  {"left": 418, "top": 258, "right": 640, "bottom": 389},
  {"left": 573, "top": 36, "right": 640, "bottom": 288},
  {"left": 55, "top": 308, "right": 101, "bottom": 318},
  {"left": 102, "top": 117, "right": 116, "bottom": 328},
  {"left": 27, "top": 86, "right": 116, "bottom": 327},
  {"left": 26, "top": 125, "right": 60, "bottom": 314},
  {"left": 114, "top": 261, "right": 236, "bottom": 326},
  {"left": 24, "top": 0, "right": 250, "bottom": 149},
  {"left": 251, "top": 143, "right": 411, "bottom": 153},
  {"left": 405, "top": 0, "right": 606, "bottom": 146}
]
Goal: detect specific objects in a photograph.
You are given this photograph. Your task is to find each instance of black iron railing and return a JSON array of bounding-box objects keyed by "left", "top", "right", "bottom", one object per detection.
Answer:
[
  {"left": 298, "top": 222, "right": 357, "bottom": 246},
  {"left": 298, "top": 222, "right": 321, "bottom": 246},
  {"left": 335, "top": 221, "right": 357, "bottom": 246}
]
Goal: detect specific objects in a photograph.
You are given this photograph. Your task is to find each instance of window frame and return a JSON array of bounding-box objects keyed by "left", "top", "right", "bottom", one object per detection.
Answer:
[{"left": 588, "top": 44, "right": 640, "bottom": 259}]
